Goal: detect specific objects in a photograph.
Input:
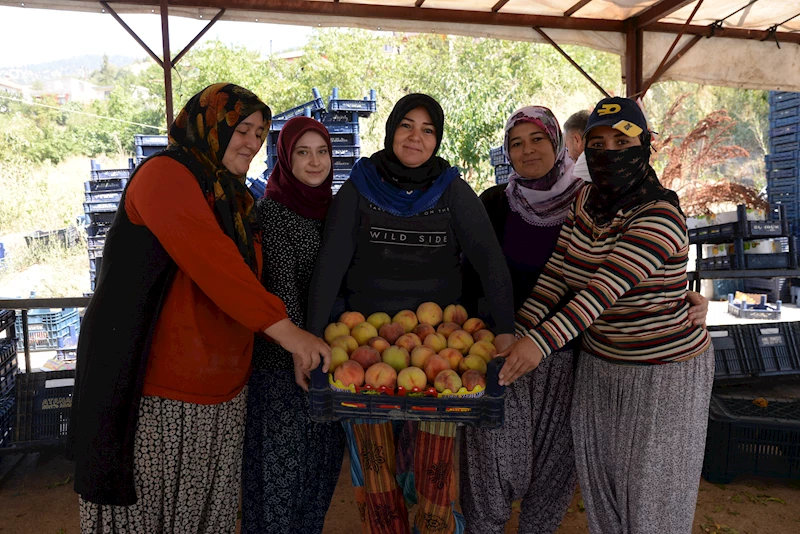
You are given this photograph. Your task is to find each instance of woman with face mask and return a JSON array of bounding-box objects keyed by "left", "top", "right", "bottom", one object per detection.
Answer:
[
  {"left": 67, "top": 84, "right": 330, "bottom": 534},
  {"left": 242, "top": 117, "right": 345, "bottom": 533},
  {"left": 500, "top": 97, "right": 714, "bottom": 534},
  {"left": 307, "top": 93, "right": 516, "bottom": 533}
]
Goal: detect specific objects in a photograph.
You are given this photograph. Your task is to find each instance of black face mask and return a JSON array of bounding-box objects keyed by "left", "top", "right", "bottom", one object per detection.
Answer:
[{"left": 583, "top": 142, "right": 682, "bottom": 226}]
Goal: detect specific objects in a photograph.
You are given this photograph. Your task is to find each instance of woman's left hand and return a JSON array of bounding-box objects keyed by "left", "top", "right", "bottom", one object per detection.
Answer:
[
  {"left": 497, "top": 336, "right": 544, "bottom": 386},
  {"left": 494, "top": 333, "right": 516, "bottom": 354},
  {"left": 686, "top": 290, "right": 708, "bottom": 328}
]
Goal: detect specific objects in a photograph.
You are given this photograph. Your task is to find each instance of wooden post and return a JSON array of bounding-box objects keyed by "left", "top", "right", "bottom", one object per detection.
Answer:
[
  {"left": 160, "top": 0, "right": 173, "bottom": 128},
  {"left": 625, "top": 21, "right": 643, "bottom": 97}
]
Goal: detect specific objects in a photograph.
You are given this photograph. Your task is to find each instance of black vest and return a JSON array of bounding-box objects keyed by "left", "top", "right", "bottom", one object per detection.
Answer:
[
  {"left": 67, "top": 153, "right": 186, "bottom": 505},
  {"left": 344, "top": 186, "right": 462, "bottom": 316}
]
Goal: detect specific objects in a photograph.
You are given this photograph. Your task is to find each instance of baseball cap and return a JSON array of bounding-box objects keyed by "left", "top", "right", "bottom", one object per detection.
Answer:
[{"left": 583, "top": 97, "right": 647, "bottom": 138}]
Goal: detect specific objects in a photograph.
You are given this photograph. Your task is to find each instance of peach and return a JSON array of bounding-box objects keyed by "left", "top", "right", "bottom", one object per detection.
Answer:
[
  {"left": 339, "top": 311, "right": 366, "bottom": 330},
  {"left": 351, "top": 322, "right": 379, "bottom": 346},
  {"left": 365, "top": 362, "right": 397, "bottom": 390},
  {"left": 413, "top": 324, "right": 436, "bottom": 340},
  {"left": 411, "top": 346, "right": 436, "bottom": 369},
  {"left": 462, "top": 317, "right": 486, "bottom": 335},
  {"left": 442, "top": 304, "right": 468, "bottom": 326},
  {"left": 434, "top": 369, "right": 462, "bottom": 394},
  {"left": 469, "top": 340, "right": 497, "bottom": 363},
  {"left": 423, "top": 333, "right": 447, "bottom": 353},
  {"left": 473, "top": 329, "right": 495, "bottom": 344},
  {"left": 379, "top": 322, "right": 406, "bottom": 345},
  {"left": 458, "top": 354, "right": 487, "bottom": 375},
  {"left": 436, "top": 322, "right": 461, "bottom": 339},
  {"left": 423, "top": 354, "right": 452, "bottom": 384},
  {"left": 334, "top": 360, "right": 365, "bottom": 387},
  {"left": 393, "top": 309, "right": 419, "bottom": 333},
  {"left": 324, "top": 322, "right": 350, "bottom": 344},
  {"left": 447, "top": 330, "right": 475, "bottom": 355},
  {"left": 350, "top": 345, "right": 381, "bottom": 370},
  {"left": 396, "top": 333, "right": 422, "bottom": 353},
  {"left": 331, "top": 335, "right": 358, "bottom": 354},
  {"left": 367, "top": 312, "right": 392, "bottom": 330},
  {"left": 461, "top": 369, "right": 487, "bottom": 392},
  {"left": 416, "top": 302, "right": 443, "bottom": 326},
  {"left": 439, "top": 347, "right": 463, "bottom": 370},
  {"left": 381, "top": 345, "right": 410, "bottom": 373},
  {"left": 397, "top": 366, "right": 428, "bottom": 391},
  {"left": 330, "top": 347, "right": 350, "bottom": 373},
  {"left": 367, "top": 336, "right": 391, "bottom": 353}
]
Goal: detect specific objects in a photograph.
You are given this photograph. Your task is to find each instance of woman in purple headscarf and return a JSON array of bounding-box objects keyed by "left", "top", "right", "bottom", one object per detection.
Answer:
[{"left": 460, "top": 105, "right": 708, "bottom": 534}]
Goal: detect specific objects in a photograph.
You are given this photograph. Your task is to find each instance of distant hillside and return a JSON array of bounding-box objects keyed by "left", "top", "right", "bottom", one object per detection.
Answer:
[{"left": 0, "top": 55, "right": 140, "bottom": 85}]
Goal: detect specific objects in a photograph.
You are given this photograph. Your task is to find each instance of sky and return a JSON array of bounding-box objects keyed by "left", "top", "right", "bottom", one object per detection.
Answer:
[{"left": 0, "top": 6, "right": 314, "bottom": 68}]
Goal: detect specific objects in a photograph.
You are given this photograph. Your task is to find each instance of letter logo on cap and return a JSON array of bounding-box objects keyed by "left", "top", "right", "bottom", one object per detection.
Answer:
[{"left": 597, "top": 104, "right": 621, "bottom": 116}]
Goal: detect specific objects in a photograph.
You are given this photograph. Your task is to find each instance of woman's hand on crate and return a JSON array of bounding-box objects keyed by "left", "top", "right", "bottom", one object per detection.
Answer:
[
  {"left": 264, "top": 318, "right": 331, "bottom": 372},
  {"left": 494, "top": 333, "right": 516, "bottom": 354},
  {"left": 686, "top": 291, "right": 708, "bottom": 328},
  {"left": 293, "top": 358, "right": 312, "bottom": 391},
  {"left": 496, "top": 336, "right": 543, "bottom": 386}
]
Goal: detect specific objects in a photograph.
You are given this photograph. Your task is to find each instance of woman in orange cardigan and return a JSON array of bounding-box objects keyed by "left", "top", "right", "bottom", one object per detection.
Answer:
[{"left": 68, "top": 83, "right": 329, "bottom": 534}]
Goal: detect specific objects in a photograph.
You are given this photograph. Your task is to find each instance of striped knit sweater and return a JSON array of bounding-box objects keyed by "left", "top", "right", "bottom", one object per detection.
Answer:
[{"left": 515, "top": 186, "right": 710, "bottom": 364}]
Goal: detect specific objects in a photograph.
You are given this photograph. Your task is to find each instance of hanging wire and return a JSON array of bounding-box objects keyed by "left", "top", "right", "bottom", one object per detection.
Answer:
[
  {"left": 709, "top": 0, "right": 759, "bottom": 37},
  {"left": 0, "top": 93, "right": 166, "bottom": 131}
]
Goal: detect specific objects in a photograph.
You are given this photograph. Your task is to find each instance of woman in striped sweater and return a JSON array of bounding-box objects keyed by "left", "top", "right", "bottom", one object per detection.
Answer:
[{"left": 500, "top": 97, "right": 714, "bottom": 534}]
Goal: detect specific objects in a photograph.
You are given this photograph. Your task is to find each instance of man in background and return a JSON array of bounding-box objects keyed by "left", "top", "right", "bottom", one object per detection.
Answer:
[{"left": 563, "top": 110, "right": 591, "bottom": 181}]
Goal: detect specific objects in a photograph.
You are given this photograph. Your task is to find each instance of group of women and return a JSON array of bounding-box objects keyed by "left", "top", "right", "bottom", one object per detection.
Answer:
[{"left": 67, "top": 82, "right": 713, "bottom": 534}]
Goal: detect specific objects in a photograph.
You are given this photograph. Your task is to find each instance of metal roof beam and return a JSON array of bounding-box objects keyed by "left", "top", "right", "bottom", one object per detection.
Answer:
[
  {"left": 633, "top": 0, "right": 697, "bottom": 28},
  {"left": 565, "top": 0, "right": 593, "bottom": 17}
]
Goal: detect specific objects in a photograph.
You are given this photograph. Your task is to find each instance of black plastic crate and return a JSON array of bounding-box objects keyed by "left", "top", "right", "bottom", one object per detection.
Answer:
[
  {"left": 90, "top": 168, "right": 131, "bottom": 181},
  {"left": 272, "top": 89, "right": 326, "bottom": 121},
  {"left": 85, "top": 224, "right": 110, "bottom": 238},
  {"left": 134, "top": 145, "right": 164, "bottom": 158},
  {"left": 84, "top": 178, "right": 128, "bottom": 192},
  {"left": 490, "top": 146, "right": 507, "bottom": 166},
  {"left": 708, "top": 326, "right": 752, "bottom": 381},
  {"left": 697, "top": 253, "right": 792, "bottom": 271},
  {"left": 325, "top": 122, "right": 359, "bottom": 135},
  {"left": 86, "top": 211, "right": 116, "bottom": 225},
  {"left": 0, "top": 353, "right": 17, "bottom": 398},
  {"left": 13, "top": 370, "right": 74, "bottom": 447},
  {"left": 134, "top": 134, "right": 168, "bottom": 147},
  {"left": 0, "top": 309, "right": 14, "bottom": 333},
  {"left": 328, "top": 88, "right": 377, "bottom": 116},
  {"left": 0, "top": 391, "right": 13, "bottom": 448},
  {"left": 24, "top": 227, "right": 79, "bottom": 249},
  {"left": 770, "top": 124, "right": 800, "bottom": 138},
  {"left": 332, "top": 156, "right": 357, "bottom": 169},
  {"left": 737, "top": 323, "right": 800, "bottom": 377},
  {"left": 743, "top": 277, "right": 782, "bottom": 302},
  {"left": 331, "top": 146, "right": 360, "bottom": 159},
  {"left": 770, "top": 132, "right": 800, "bottom": 150},
  {"left": 83, "top": 201, "right": 119, "bottom": 214},
  {"left": 703, "top": 393, "right": 800, "bottom": 483},
  {"left": 0, "top": 338, "right": 15, "bottom": 367},
  {"left": 84, "top": 190, "right": 123, "bottom": 203},
  {"left": 320, "top": 111, "right": 361, "bottom": 124},
  {"left": 329, "top": 132, "right": 360, "bottom": 146},
  {"left": 767, "top": 151, "right": 799, "bottom": 163},
  {"left": 688, "top": 206, "right": 790, "bottom": 244},
  {"left": 333, "top": 170, "right": 351, "bottom": 182},
  {"left": 309, "top": 358, "right": 506, "bottom": 428}
]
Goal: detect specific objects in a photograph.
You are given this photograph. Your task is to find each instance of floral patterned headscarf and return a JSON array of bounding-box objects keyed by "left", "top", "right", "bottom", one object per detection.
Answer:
[
  {"left": 503, "top": 106, "right": 584, "bottom": 227},
  {"left": 168, "top": 83, "right": 270, "bottom": 273}
]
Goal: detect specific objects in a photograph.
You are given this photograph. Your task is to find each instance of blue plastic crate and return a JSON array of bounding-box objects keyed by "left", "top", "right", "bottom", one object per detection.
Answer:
[
  {"left": 767, "top": 167, "right": 798, "bottom": 180},
  {"left": 333, "top": 170, "right": 351, "bottom": 182},
  {"left": 13, "top": 369, "right": 75, "bottom": 447},
  {"left": 767, "top": 151, "right": 799, "bottom": 163},
  {"left": 329, "top": 132, "right": 360, "bottom": 146},
  {"left": 770, "top": 91, "right": 800, "bottom": 104},
  {"left": 84, "top": 178, "right": 127, "bottom": 192},
  {"left": 768, "top": 157, "right": 799, "bottom": 171},
  {"left": 86, "top": 211, "right": 116, "bottom": 226},
  {"left": 0, "top": 390, "right": 14, "bottom": 448},
  {"left": 15, "top": 309, "right": 80, "bottom": 352},
  {"left": 83, "top": 201, "right": 119, "bottom": 214},
  {"left": 771, "top": 114, "right": 800, "bottom": 129},
  {"left": 771, "top": 106, "right": 799, "bottom": 121},
  {"left": 332, "top": 146, "right": 360, "bottom": 158},
  {"left": 332, "top": 156, "right": 357, "bottom": 169},
  {"left": 134, "top": 134, "right": 168, "bottom": 147},
  {"left": 324, "top": 122, "right": 359, "bottom": 135},
  {"left": 774, "top": 96, "right": 800, "bottom": 111},
  {"left": 135, "top": 145, "right": 165, "bottom": 158},
  {"left": 490, "top": 146, "right": 507, "bottom": 166},
  {"left": 770, "top": 132, "right": 800, "bottom": 150},
  {"left": 770, "top": 124, "right": 799, "bottom": 138},
  {"left": 272, "top": 89, "right": 326, "bottom": 121},
  {"left": 85, "top": 224, "right": 110, "bottom": 238},
  {"left": 84, "top": 190, "right": 123, "bottom": 203},
  {"left": 328, "top": 88, "right": 377, "bottom": 116},
  {"left": 90, "top": 168, "right": 131, "bottom": 181},
  {"left": 246, "top": 176, "right": 267, "bottom": 199},
  {"left": 495, "top": 164, "right": 512, "bottom": 184},
  {"left": 320, "top": 111, "right": 361, "bottom": 124}
]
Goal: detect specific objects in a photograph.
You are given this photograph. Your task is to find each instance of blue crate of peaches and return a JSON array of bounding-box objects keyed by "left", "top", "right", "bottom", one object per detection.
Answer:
[{"left": 309, "top": 302, "right": 506, "bottom": 427}]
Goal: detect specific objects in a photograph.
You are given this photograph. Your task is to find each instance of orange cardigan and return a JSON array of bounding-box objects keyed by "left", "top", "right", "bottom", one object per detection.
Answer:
[{"left": 124, "top": 157, "right": 288, "bottom": 404}]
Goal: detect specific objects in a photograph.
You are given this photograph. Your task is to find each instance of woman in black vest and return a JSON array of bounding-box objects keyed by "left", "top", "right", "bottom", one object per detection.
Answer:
[
  {"left": 307, "top": 94, "right": 515, "bottom": 534},
  {"left": 68, "top": 84, "right": 330, "bottom": 534}
]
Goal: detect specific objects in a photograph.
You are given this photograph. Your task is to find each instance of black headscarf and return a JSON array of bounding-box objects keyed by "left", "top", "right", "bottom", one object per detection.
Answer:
[
  {"left": 369, "top": 93, "right": 451, "bottom": 191},
  {"left": 583, "top": 131, "right": 682, "bottom": 226}
]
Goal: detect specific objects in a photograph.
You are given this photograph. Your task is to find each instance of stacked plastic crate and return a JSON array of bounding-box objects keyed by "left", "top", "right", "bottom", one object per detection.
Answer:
[
  {"left": 85, "top": 160, "right": 130, "bottom": 292},
  {"left": 766, "top": 91, "right": 800, "bottom": 229},
  {"left": 250, "top": 88, "right": 376, "bottom": 197},
  {"left": 0, "top": 309, "right": 14, "bottom": 448},
  {"left": 134, "top": 134, "right": 168, "bottom": 167},
  {"left": 490, "top": 146, "right": 511, "bottom": 184}
]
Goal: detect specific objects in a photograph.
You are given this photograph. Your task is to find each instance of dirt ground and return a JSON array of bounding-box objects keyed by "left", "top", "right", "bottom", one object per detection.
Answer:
[{"left": 1, "top": 451, "right": 799, "bottom": 534}]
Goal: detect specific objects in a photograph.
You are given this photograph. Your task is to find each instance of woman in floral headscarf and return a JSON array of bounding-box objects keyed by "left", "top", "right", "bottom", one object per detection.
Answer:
[
  {"left": 460, "top": 105, "right": 708, "bottom": 534},
  {"left": 68, "top": 84, "right": 330, "bottom": 534}
]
